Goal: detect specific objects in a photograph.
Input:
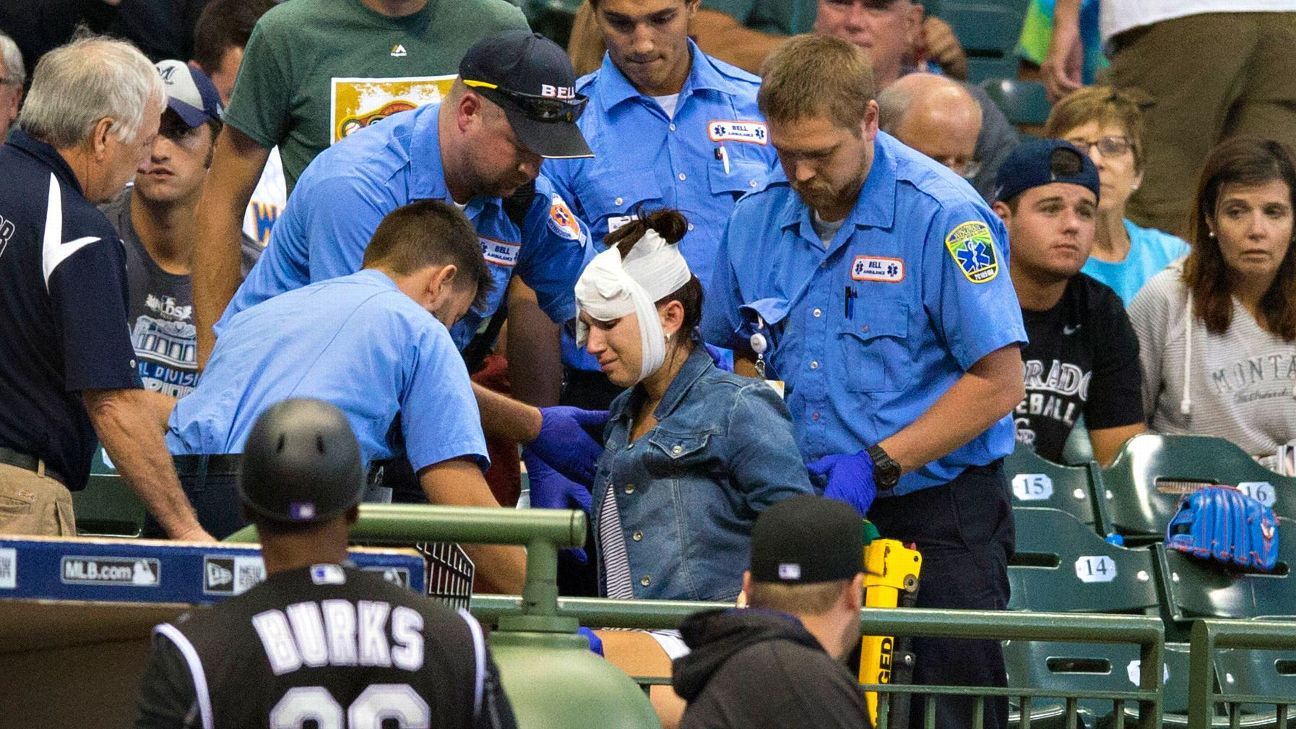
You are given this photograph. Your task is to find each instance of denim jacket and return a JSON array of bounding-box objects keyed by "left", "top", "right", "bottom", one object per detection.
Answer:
[{"left": 594, "top": 346, "right": 814, "bottom": 601}]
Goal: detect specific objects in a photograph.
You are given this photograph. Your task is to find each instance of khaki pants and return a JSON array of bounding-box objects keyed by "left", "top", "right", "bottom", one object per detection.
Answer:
[
  {"left": 0, "top": 463, "right": 76, "bottom": 536},
  {"left": 1110, "top": 12, "right": 1296, "bottom": 237}
]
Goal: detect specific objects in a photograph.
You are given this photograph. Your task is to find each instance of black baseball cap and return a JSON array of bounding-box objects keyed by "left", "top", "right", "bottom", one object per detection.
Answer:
[
  {"left": 750, "top": 495, "right": 865, "bottom": 584},
  {"left": 459, "top": 30, "right": 593, "bottom": 159},
  {"left": 994, "top": 138, "right": 1101, "bottom": 204}
]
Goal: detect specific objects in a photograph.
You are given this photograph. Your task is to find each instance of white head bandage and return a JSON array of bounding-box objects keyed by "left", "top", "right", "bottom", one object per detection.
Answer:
[{"left": 575, "top": 228, "right": 693, "bottom": 383}]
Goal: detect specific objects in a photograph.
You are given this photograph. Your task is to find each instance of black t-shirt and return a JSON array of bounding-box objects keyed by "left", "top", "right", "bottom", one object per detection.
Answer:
[
  {"left": 0, "top": 131, "right": 141, "bottom": 488},
  {"left": 135, "top": 565, "right": 518, "bottom": 729},
  {"left": 1015, "top": 274, "right": 1143, "bottom": 462}
]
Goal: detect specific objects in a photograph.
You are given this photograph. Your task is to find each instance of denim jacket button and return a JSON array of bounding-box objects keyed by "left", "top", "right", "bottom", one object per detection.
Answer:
[
  {"left": 672, "top": 444, "right": 683, "bottom": 454},
  {"left": 640, "top": 575, "right": 651, "bottom": 586},
  {"left": 632, "top": 530, "right": 643, "bottom": 541},
  {"left": 624, "top": 483, "right": 635, "bottom": 494}
]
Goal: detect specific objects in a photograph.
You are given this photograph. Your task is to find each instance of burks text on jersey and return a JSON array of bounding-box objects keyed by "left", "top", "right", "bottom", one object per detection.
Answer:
[{"left": 253, "top": 599, "right": 425, "bottom": 675}]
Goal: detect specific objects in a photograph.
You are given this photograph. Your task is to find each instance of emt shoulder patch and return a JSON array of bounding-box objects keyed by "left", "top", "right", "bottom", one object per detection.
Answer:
[
  {"left": 548, "top": 195, "right": 583, "bottom": 241},
  {"left": 944, "top": 221, "right": 1000, "bottom": 283}
]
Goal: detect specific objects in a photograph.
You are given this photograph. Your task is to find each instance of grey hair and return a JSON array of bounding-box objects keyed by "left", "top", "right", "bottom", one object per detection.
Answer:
[
  {"left": 876, "top": 83, "right": 914, "bottom": 134},
  {"left": 18, "top": 35, "right": 163, "bottom": 148},
  {"left": 0, "top": 32, "right": 23, "bottom": 87}
]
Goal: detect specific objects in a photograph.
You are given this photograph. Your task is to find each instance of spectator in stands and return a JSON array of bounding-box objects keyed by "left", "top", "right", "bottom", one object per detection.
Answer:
[
  {"left": 672, "top": 495, "right": 870, "bottom": 729},
  {"left": 1129, "top": 137, "right": 1296, "bottom": 464},
  {"left": 100, "top": 61, "right": 260, "bottom": 401},
  {"left": 687, "top": 0, "right": 966, "bottom": 80},
  {"left": 167, "top": 200, "right": 526, "bottom": 591},
  {"left": 1045, "top": 86, "right": 1188, "bottom": 304},
  {"left": 1016, "top": 0, "right": 1105, "bottom": 86},
  {"left": 816, "top": 6, "right": 1018, "bottom": 201},
  {"left": 188, "top": 0, "right": 282, "bottom": 249},
  {"left": 1044, "top": 1, "right": 1296, "bottom": 238},
  {"left": 0, "top": 36, "right": 208, "bottom": 540},
  {"left": 879, "top": 73, "right": 982, "bottom": 187},
  {"left": 993, "top": 139, "right": 1145, "bottom": 465},
  {"left": 0, "top": 32, "right": 23, "bottom": 140},
  {"left": 192, "top": 0, "right": 528, "bottom": 365},
  {"left": 562, "top": 209, "right": 812, "bottom": 601}
]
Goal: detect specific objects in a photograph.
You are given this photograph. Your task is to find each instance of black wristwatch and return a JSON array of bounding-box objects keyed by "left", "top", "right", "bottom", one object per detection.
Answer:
[{"left": 867, "top": 444, "right": 902, "bottom": 490}]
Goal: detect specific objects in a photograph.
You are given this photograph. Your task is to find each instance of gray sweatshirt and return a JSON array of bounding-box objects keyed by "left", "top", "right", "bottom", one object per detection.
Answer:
[{"left": 1128, "top": 267, "right": 1296, "bottom": 458}]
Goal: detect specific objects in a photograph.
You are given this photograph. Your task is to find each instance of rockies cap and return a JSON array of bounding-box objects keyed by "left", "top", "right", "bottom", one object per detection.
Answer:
[
  {"left": 750, "top": 495, "right": 865, "bottom": 584},
  {"left": 458, "top": 30, "right": 593, "bottom": 159},
  {"left": 155, "top": 59, "right": 223, "bottom": 128},
  {"left": 994, "top": 138, "right": 1100, "bottom": 204}
]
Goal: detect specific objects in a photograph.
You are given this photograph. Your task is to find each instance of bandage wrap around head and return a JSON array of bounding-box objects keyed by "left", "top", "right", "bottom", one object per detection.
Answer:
[{"left": 575, "top": 229, "right": 692, "bottom": 383}]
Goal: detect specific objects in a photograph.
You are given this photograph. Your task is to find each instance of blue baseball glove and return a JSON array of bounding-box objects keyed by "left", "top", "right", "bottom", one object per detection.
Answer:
[
  {"left": 1166, "top": 486, "right": 1279, "bottom": 570},
  {"left": 806, "top": 450, "right": 878, "bottom": 517}
]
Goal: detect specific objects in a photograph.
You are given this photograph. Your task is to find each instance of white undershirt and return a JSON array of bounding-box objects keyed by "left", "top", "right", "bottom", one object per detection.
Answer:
[
  {"left": 653, "top": 93, "right": 680, "bottom": 119},
  {"left": 812, "top": 212, "right": 846, "bottom": 248}
]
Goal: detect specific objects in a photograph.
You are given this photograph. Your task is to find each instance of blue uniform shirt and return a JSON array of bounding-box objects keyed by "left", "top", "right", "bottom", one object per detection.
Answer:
[
  {"left": 546, "top": 41, "right": 777, "bottom": 369},
  {"left": 223, "top": 103, "right": 591, "bottom": 349},
  {"left": 0, "top": 131, "right": 142, "bottom": 489},
  {"left": 169, "top": 269, "right": 488, "bottom": 471},
  {"left": 701, "top": 132, "right": 1027, "bottom": 495}
]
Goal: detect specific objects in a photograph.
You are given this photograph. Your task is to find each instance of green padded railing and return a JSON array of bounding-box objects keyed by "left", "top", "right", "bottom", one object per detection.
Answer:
[
  {"left": 1187, "top": 619, "right": 1296, "bottom": 729},
  {"left": 473, "top": 596, "right": 1166, "bottom": 729}
]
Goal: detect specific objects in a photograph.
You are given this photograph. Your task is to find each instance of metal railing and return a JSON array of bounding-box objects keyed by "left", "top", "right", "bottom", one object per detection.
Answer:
[
  {"left": 1187, "top": 619, "right": 1296, "bottom": 729},
  {"left": 473, "top": 595, "right": 1166, "bottom": 729}
]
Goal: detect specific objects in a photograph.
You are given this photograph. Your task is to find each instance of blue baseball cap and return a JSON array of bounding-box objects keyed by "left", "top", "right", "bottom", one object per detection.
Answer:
[
  {"left": 155, "top": 59, "right": 223, "bottom": 128},
  {"left": 994, "top": 138, "right": 1100, "bottom": 204}
]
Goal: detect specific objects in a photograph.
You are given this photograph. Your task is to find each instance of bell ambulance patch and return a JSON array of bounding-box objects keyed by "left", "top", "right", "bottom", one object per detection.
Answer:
[
  {"left": 944, "top": 221, "right": 999, "bottom": 283},
  {"left": 548, "top": 195, "right": 583, "bottom": 241},
  {"left": 707, "top": 120, "right": 768, "bottom": 145}
]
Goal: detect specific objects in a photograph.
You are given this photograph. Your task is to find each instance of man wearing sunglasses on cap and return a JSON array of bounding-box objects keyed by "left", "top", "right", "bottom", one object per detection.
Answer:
[{"left": 219, "top": 31, "right": 607, "bottom": 486}]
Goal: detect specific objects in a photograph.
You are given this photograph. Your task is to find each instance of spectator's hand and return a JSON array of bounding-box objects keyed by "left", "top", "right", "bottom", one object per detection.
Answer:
[
  {"left": 1041, "top": 25, "right": 1083, "bottom": 101},
  {"left": 807, "top": 451, "right": 878, "bottom": 517},
  {"left": 529, "top": 406, "right": 608, "bottom": 486},
  {"left": 922, "top": 17, "right": 967, "bottom": 80},
  {"left": 524, "top": 450, "right": 593, "bottom": 514}
]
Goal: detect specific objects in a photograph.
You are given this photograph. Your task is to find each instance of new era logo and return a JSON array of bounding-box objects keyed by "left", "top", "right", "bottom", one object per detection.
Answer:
[{"left": 206, "top": 560, "right": 233, "bottom": 588}]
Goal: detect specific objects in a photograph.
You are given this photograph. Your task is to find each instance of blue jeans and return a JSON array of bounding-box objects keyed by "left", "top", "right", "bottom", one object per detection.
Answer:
[{"left": 867, "top": 460, "right": 1015, "bottom": 729}]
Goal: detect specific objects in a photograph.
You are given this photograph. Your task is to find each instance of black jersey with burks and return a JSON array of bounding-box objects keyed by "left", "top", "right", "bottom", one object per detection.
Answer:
[
  {"left": 1015, "top": 274, "right": 1143, "bottom": 462},
  {"left": 134, "top": 564, "right": 517, "bottom": 729},
  {"left": 0, "top": 131, "right": 142, "bottom": 489}
]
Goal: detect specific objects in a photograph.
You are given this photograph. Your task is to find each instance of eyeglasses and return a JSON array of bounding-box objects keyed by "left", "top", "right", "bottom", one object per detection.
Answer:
[
  {"left": 937, "top": 157, "right": 982, "bottom": 180},
  {"left": 1064, "top": 135, "right": 1133, "bottom": 157},
  {"left": 463, "top": 79, "right": 588, "bottom": 124}
]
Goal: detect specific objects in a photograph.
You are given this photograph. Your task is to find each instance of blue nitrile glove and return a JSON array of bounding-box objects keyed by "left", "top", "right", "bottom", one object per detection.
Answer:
[
  {"left": 522, "top": 450, "right": 592, "bottom": 565},
  {"left": 530, "top": 406, "right": 608, "bottom": 486},
  {"left": 523, "top": 450, "right": 593, "bottom": 514},
  {"left": 806, "top": 451, "right": 878, "bottom": 517},
  {"left": 704, "top": 343, "right": 734, "bottom": 372},
  {"left": 577, "top": 626, "right": 605, "bottom": 656}
]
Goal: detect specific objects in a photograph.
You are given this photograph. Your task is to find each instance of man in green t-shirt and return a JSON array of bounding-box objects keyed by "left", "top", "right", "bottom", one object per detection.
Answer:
[{"left": 193, "top": 0, "right": 528, "bottom": 366}]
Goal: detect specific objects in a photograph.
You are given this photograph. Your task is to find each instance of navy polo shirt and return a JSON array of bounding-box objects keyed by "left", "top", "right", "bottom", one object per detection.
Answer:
[{"left": 0, "top": 130, "right": 142, "bottom": 489}]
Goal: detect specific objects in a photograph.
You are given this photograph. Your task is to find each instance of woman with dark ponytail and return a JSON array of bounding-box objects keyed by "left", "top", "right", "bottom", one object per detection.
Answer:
[{"left": 570, "top": 207, "right": 812, "bottom": 603}]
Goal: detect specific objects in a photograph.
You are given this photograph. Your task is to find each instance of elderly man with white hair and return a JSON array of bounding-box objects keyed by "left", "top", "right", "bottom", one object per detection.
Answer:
[
  {"left": 0, "top": 32, "right": 21, "bottom": 140},
  {"left": 0, "top": 36, "right": 210, "bottom": 540}
]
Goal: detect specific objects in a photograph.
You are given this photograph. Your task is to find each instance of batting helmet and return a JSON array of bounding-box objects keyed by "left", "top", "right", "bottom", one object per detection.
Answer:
[{"left": 238, "top": 398, "right": 365, "bottom": 525}]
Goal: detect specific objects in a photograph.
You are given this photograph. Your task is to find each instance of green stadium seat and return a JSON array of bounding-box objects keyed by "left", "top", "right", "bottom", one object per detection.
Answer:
[
  {"left": 979, "top": 78, "right": 1052, "bottom": 127},
  {"left": 1211, "top": 647, "right": 1296, "bottom": 727},
  {"left": 1153, "top": 520, "right": 1296, "bottom": 625},
  {"left": 73, "top": 447, "right": 145, "bottom": 538},
  {"left": 1101, "top": 434, "right": 1296, "bottom": 545},
  {"left": 1005, "top": 446, "right": 1109, "bottom": 531},
  {"left": 940, "top": 2, "right": 1026, "bottom": 83}
]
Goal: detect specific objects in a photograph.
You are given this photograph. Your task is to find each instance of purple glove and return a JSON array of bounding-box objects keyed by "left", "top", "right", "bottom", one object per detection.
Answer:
[
  {"left": 577, "top": 626, "right": 605, "bottom": 656},
  {"left": 704, "top": 343, "right": 734, "bottom": 372},
  {"left": 806, "top": 451, "right": 878, "bottom": 517},
  {"left": 529, "top": 406, "right": 608, "bottom": 486},
  {"left": 523, "top": 450, "right": 593, "bottom": 514}
]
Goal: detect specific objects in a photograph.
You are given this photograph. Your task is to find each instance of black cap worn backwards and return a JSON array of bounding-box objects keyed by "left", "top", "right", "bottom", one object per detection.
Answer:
[
  {"left": 994, "top": 138, "right": 1101, "bottom": 204},
  {"left": 238, "top": 399, "right": 366, "bottom": 526},
  {"left": 458, "top": 30, "right": 593, "bottom": 159},
  {"left": 750, "top": 495, "right": 865, "bottom": 584}
]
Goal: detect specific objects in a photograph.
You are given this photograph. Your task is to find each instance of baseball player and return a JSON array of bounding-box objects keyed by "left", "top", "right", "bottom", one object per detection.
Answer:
[{"left": 135, "top": 398, "right": 518, "bottom": 729}]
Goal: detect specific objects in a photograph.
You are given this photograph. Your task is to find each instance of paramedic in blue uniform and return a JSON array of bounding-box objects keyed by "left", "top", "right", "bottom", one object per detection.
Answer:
[
  {"left": 167, "top": 200, "right": 525, "bottom": 592},
  {"left": 544, "top": 0, "right": 779, "bottom": 408},
  {"left": 218, "top": 30, "right": 602, "bottom": 477},
  {"left": 0, "top": 36, "right": 208, "bottom": 540},
  {"left": 701, "top": 35, "right": 1026, "bottom": 729}
]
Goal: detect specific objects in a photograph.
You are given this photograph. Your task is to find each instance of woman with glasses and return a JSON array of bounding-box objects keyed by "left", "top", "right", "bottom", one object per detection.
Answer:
[
  {"left": 1128, "top": 137, "right": 1296, "bottom": 467},
  {"left": 1045, "top": 86, "right": 1189, "bottom": 304}
]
